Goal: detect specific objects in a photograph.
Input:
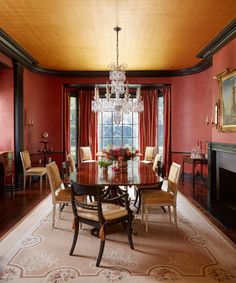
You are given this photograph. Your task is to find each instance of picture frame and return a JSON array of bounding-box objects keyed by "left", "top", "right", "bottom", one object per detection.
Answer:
[{"left": 216, "top": 67, "right": 236, "bottom": 132}]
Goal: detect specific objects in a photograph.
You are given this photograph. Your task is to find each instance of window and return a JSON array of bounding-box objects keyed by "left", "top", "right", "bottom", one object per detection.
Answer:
[
  {"left": 70, "top": 96, "right": 78, "bottom": 163},
  {"left": 98, "top": 101, "right": 139, "bottom": 150}
]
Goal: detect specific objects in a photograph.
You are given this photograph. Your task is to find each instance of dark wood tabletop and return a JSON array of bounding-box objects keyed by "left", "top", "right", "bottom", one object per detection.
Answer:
[{"left": 71, "top": 160, "right": 162, "bottom": 186}]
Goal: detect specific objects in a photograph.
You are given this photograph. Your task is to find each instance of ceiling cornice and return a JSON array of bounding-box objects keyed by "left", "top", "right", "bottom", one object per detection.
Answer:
[
  {"left": 0, "top": 18, "right": 235, "bottom": 77},
  {"left": 197, "top": 18, "right": 236, "bottom": 58}
]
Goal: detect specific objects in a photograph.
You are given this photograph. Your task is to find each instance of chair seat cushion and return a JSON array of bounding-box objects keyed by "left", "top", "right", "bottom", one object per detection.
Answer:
[
  {"left": 142, "top": 190, "right": 175, "bottom": 204},
  {"left": 26, "top": 167, "right": 47, "bottom": 175},
  {"left": 78, "top": 202, "right": 128, "bottom": 221}
]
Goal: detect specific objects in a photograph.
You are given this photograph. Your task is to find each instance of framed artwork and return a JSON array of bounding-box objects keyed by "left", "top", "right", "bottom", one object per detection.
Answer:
[{"left": 217, "top": 68, "right": 236, "bottom": 132}]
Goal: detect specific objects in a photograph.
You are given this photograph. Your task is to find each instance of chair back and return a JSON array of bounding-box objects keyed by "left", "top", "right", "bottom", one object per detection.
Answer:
[
  {"left": 71, "top": 181, "right": 104, "bottom": 222},
  {"left": 144, "top": 147, "right": 156, "bottom": 162},
  {"left": 46, "top": 162, "right": 65, "bottom": 202},
  {"left": 152, "top": 153, "right": 161, "bottom": 171},
  {"left": 80, "top": 146, "right": 92, "bottom": 162},
  {"left": 20, "top": 150, "right": 31, "bottom": 172},
  {"left": 67, "top": 154, "right": 76, "bottom": 173},
  {"left": 167, "top": 162, "right": 181, "bottom": 196}
]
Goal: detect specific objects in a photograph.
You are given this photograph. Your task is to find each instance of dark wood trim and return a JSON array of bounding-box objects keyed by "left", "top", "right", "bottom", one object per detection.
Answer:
[
  {"left": 14, "top": 61, "right": 24, "bottom": 188},
  {"left": 197, "top": 18, "right": 236, "bottom": 58}
]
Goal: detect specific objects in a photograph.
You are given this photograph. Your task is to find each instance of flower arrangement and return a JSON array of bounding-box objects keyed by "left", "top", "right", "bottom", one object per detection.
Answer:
[
  {"left": 98, "top": 159, "right": 113, "bottom": 168},
  {"left": 102, "top": 146, "right": 138, "bottom": 162}
]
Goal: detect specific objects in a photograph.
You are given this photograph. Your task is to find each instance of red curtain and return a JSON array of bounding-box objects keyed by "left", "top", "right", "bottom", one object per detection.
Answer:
[
  {"left": 163, "top": 87, "right": 171, "bottom": 177},
  {"left": 78, "top": 90, "right": 98, "bottom": 162},
  {"left": 139, "top": 89, "right": 157, "bottom": 158},
  {"left": 63, "top": 86, "right": 71, "bottom": 161}
]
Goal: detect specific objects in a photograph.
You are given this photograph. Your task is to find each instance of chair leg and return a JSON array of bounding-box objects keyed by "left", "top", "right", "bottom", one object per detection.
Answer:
[
  {"left": 45, "top": 174, "right": 47, "bottom": 188},
  {"left": 133, "top": 188, "right": 138, "bottom": 206},
  {"left": 29, "top": 176, "right": 32, "bottom": 188},
  {"left": 40, "top": 176, "right": 42, "bottom": 191},
  {"left": 168, "top": 206, "right": 171, "bottom": 222},
  {"left": 59, "top": 204, "right": 62, "bottom": 219},
  {"left": 173, "top": 206, "right": 177, "bottom": 226},
  {"left": 96, "top": 239, "right": 105, "bottom": 267},
  {"left": 126, "top": 215, "right": 134, "bottom": 249},
  {"left": 23, "top": 175, "right": 26, "bottom": 191},
  {"left": 136, "top": 190, "right": 142, "bottom": 214},
  {"left": 70, "top": 219, "right": 79, "bottom": 255},
  {"left": 145, "top": 205, "right": 149, "bottom": 232},
  {"left": 52, "top": 204, "right": 56, "bottom": 227}
]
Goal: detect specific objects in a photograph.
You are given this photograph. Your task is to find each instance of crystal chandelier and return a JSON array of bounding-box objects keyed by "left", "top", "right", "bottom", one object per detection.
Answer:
[{"left": 92, "top": 26, "right": 144, "bottom": 124}]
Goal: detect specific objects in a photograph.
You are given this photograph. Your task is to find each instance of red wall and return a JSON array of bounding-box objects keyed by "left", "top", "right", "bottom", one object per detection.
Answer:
[{"left": 0, "top": 68, "right": 14, "bottom": 151}]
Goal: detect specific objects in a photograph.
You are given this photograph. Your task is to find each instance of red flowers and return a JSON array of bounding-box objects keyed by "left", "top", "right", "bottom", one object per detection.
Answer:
[{"left": 103, "top": 147, "right": 138, "bottom": 161}]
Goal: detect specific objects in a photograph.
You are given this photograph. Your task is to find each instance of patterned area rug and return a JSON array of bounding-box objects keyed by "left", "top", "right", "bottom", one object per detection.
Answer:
[{"left": 0, "top": 191, "right": 236, "bottom": 283}]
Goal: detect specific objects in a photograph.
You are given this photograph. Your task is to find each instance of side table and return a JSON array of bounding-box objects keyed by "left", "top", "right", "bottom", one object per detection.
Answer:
[{"left": 182, "top": 155, "right": 208, "bottom": 188}]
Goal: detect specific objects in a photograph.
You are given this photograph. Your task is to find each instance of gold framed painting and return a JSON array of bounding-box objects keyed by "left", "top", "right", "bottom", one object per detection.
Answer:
[{"left": 217, "top": 67, "right": 236, "bottom": 132}]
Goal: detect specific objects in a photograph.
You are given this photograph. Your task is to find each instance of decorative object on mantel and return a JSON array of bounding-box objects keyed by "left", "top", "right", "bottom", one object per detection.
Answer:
[
  {"left": 214, "top": 67, "right": 236, "bottom": 132},
  {"left": 91, "top": 26, "right": 144, "bottom": 125},
  {"left": 38, "top": 132, "right": 54, "bottom": 166}
]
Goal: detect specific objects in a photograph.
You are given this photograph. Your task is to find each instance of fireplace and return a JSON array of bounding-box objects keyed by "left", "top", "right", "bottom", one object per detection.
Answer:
[
  {"left": 219, "top": 168, "right": 236, "bottom": 202},
  {"left": 208, "top": 142, "right": 236, "bottom": 202}
]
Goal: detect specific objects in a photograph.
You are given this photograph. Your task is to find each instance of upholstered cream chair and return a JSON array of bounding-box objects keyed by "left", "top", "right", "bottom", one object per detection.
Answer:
[
  {"left": 67, "top": 154, "right": 76, "bottom": 173},
  {"left": 141, "top": 162, "right": 181, "bottom": 232},
  {"left": 46, "top": 161, "right": 83, "bottom": 227},
  {"left": 79, "top": 146, "right": 96, "bottom": 163},
  {"left": 134, "top": 153, "right": 163, "bottom": 213},
  {"left": 20, "top": 150, "right": 47, "bottom": 191},
  {"left": 142, "top": 146, "right": 157, "bottom": 163}
]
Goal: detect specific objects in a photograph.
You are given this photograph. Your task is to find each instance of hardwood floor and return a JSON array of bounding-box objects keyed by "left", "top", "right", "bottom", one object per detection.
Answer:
[{"left": 0, "top": 178, "right": 236, "bottom": 244}]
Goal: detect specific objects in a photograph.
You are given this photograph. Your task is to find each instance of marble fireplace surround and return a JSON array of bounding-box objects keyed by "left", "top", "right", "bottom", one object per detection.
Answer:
[{"left": 208, "top": 142, "right": 236, "bottom": 201}]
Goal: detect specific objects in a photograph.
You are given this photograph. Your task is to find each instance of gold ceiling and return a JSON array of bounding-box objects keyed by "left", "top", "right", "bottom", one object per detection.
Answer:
[{"left": 0, "top": 0, "right": 235, "bottom": 71}]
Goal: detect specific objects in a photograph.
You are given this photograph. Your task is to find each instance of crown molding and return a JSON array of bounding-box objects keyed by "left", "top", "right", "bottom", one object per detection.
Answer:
[
  {"left": 197, "top": 18, "right": 236, "bottom": 58},
  {"left": 1, "top": 18, "right": 235, "bottom": 77}
]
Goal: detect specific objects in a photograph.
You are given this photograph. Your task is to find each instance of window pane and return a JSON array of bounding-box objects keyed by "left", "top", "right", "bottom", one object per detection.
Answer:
[
  {"left": 133, "top": 112, "right": 138, "bottom": 123},
  {"left": 103, "top": 125, "right": 112, "bottom": 137},
  {"left": 113, "top": 138, "right": 122, "bottom": 147},
  {"left": 123, "top": 113, "right": 132, "bottom": 124},
  {"left": 103, "top": 138, "right": 112, "bottom": 148},
  {"left": 103, "top": 112, "right": 112, "bottom": 124},
  {"left": 123, "top": 125, "right": 132, "bottom": 137},
  {"left": 133, "top": 138, "right": 138, "bottom": 149},
  {"left": 133, "top": 125, "right": 138, "bottom": 137},
  {"left": 123, "top": 138, "right": 132, "bottom": 147},
  {"left": 113, "top": 125, "right": 122, "bottom": 137}
]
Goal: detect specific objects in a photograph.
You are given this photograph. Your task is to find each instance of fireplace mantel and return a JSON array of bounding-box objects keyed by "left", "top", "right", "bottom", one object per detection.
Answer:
[{"left": 208, "top": 142, "right": 236, "bottom": 198}]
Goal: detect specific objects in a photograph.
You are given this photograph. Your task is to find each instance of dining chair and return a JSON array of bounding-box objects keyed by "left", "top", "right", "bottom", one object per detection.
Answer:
[
  {"left": 69, "top": 181, "right": 134, "bottom": 267},
  {"left": 67, "top": 153, "right": 76, "bottom": 173},
  {"left": 79, "top": 146, "right": 96, "bottom": 163},
  {"left": 46, "top": 161, "right": 84, "bottom": 228},
  {"left": 134, "top": 153, "right": 163, "bottom": 213},
  {"left": 141, "top": 162, "right": 181, "bottom": 232},
  {"left": 20, "top": 150, "right": 47, "bottom": 191},
  {"left": 143, "top": 146, "right": 157, "bottom": 162}
]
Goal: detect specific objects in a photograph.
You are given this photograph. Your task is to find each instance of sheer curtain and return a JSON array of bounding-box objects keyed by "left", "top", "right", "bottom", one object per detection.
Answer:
[
  {"left": 78, "top": 90, "right": 98, "bottom": 162},
  {"left": 139, "top": 89, "right": 157, "bottom": 158}
]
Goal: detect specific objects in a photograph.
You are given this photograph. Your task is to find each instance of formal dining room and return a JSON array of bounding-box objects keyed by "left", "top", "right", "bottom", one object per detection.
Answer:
[{"left": 0, "top": 1, "right": 236, "bottom": 282}]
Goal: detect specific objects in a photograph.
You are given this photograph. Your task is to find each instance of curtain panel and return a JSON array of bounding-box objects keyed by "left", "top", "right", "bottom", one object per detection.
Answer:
[
  {"left": 139, "top": 89, "right": 157, "bottom": 158},
  {"left": 78, "top": 90, "right": 98, "bottom": 162}
]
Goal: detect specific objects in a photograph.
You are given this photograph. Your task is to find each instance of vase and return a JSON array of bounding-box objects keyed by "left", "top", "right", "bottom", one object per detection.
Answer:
[{"left": 117, "top": 160, "right": 128, "bottom": 172}]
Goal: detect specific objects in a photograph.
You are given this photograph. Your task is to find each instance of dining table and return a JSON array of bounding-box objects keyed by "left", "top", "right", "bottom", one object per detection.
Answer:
[{"left": 70, "top": 160, "right": 162, "bottom": 204}]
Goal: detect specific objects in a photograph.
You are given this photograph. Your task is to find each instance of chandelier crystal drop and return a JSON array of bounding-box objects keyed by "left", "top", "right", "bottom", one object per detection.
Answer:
[{"left": 91, "top": 26, "right": 144, "bottom": 124}]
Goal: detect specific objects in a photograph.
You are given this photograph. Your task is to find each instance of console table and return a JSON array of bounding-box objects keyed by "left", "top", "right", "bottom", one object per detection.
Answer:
[{"left": 182, "top": 155, "right": 208, "bottom": 188}]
